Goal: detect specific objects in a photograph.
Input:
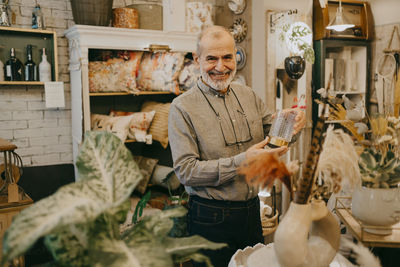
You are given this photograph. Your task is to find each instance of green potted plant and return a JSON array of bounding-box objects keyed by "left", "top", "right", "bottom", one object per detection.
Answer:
[
  {"left": 280, "top": 21, "right": 315, "bottom": 80},
  {"left": 351, "top": 115, "right": 400, "bottom": 235},
  {"left": 1, "top": 131, "right": 225, "bottom": 266}
]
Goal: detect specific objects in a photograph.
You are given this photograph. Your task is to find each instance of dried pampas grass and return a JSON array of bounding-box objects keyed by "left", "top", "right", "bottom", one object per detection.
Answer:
[
  {"left": 340, "top": 238, "right": 381, "bottom": 267},
  {"left": 316, "top": 126, "right": 361, "bottom": 194}
]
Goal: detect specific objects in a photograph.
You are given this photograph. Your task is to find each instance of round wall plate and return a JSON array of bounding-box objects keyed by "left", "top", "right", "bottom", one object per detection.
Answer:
[
  {"left": 230, "top": 18, "right": 247, "bottom": 43},
  {"left": 228, "top": 0, "right": 246, "bottom": 15},
  {"left": 236, "top": 46, "right": 246, "bottom": 70}
]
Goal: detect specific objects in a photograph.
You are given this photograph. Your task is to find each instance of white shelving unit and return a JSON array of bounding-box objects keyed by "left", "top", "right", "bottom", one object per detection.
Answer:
[{"left": 65, "top": 25, "right": 197, "bottom": 170}]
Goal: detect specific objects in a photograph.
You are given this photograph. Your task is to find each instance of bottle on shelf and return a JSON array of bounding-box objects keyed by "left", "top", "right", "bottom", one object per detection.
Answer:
[
  {"left": 25, "top": 44, "right": 37, "bottom": 81},
  {"left": 39, "top": 48, "right": 51, "bottom": 82},
  {"left": 0, "top": 59, "right": 4, "bottom": 81},
  {"left": 32, "top": 3, "right": 44, "bottom": 29},
  {"left": 5, "top": 48, "right": 24, "bottom": 81}
]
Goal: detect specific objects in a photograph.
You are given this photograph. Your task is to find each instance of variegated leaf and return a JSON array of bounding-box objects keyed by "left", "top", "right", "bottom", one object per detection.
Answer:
[
  {"left": 2, "top": 132, "right": 143, "bottom": 263},
  {"left": 164, "top": 235, "right": 226, "bottom": 257}
]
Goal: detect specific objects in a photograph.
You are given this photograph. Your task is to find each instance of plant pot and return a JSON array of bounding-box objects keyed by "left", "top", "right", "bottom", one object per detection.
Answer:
[
  {"left": 71, "top": 0, "right": 113, "bottom": 26},
  {"left": 351, "top": 187, "right": 400, "bottom": 235},
  {"left": 284, "top": 56, "right": 305, "bottom": 80}
]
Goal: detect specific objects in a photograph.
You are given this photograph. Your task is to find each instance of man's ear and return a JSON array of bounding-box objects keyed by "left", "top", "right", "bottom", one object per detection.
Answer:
[{"left": 193, "top": 52, "right": 200, "bottom": 64}]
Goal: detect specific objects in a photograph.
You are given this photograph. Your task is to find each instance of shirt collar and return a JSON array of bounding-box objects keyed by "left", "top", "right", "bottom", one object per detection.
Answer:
[{"left": 197, "top": 78, "right": 230, "bottom": 97}]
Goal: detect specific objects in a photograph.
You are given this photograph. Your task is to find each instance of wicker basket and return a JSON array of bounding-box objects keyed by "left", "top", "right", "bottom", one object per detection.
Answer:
[{"left": 71, "top": 0, "right": 113, "bottom": 26}]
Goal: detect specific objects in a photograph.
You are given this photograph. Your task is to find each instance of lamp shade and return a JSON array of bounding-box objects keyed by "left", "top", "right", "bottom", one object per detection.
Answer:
[{"left": 326, "top": 2, "right": 354, "bottom": 32}]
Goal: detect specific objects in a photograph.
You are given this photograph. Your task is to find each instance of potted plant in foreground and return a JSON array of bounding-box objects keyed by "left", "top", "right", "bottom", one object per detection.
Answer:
[
  {"left": 352, "top": 115, "right": 400, "bottom": 235},
  {"left": 1, "top": 131, "right": 225, "bottom": 266}
]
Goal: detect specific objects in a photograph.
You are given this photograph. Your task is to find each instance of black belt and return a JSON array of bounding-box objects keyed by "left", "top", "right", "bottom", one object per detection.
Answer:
[{"left": 189, "top": 195, "right": 259, "bottom": 208}]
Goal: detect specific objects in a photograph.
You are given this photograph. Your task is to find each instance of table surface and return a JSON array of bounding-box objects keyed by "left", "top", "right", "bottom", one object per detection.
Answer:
[{"left": 335, "top": 197, "right": 400, "bottom": 248}]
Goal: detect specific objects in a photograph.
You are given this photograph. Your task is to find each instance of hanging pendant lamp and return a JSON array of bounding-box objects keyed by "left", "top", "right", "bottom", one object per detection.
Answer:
[{"left": 326, "top": 0, "right": 354, "bottom": 32}]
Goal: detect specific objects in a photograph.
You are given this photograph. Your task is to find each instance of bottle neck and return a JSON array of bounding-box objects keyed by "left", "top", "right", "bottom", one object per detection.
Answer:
[{"left": 10, "top": 48, "right": 15, "bottom": 58}]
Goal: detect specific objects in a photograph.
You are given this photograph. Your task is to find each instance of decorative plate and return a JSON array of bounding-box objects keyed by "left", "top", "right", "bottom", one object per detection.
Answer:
[
  {"left": 230, "top": 18, "right": 247, "bottom": 43},
  {"left": 228, "top": 0, "right": 246, "bottom": 15},
  {"left": 236, "top": 45, "right": 246, "bottom": 70}
]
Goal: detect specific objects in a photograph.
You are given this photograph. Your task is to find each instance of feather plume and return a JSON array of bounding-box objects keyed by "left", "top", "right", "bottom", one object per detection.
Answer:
[
  {"left": 340, "top": 238, "right": 381, "bottom": 267},
  {"left": 237, "top": 152, "right": 292, "bottom": 193}
]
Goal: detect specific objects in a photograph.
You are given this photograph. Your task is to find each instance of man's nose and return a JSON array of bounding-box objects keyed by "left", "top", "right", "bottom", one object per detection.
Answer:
[{"left": 215, "top": 58, "right": 226, "bottom": 71}]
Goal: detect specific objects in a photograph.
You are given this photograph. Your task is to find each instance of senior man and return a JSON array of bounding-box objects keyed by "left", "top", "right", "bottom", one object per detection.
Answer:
[{"left": 168, "top": 25, "right": 305, "bottom": 267}]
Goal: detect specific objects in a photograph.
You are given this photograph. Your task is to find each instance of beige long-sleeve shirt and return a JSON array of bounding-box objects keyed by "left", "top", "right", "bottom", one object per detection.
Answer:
[{"left": 168, "top": 79, "right": 273, "bottom": 201}]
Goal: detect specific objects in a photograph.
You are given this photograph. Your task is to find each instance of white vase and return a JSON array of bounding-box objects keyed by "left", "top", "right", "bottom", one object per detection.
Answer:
[
  {"left": 352, "top": 186, "right": 400, "bottom": 235},
  {"left": 273, "top": 200, "right": 340, "bottom": 267}
]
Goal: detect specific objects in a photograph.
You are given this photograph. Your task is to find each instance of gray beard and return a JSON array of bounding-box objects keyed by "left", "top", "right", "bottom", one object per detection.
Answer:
[{"left": 201, "top": 68, "right": 236, "bottom": 91}]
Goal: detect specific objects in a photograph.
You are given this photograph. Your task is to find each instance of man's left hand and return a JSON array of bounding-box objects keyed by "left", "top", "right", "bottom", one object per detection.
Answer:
[{"left": 293, "top": 108, "right": 306, "bottom": 134}]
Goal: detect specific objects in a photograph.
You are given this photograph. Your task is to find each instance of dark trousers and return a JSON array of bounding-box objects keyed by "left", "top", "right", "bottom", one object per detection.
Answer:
[{"left": 187, "top": 195, "right": 264, "bottom": 267}]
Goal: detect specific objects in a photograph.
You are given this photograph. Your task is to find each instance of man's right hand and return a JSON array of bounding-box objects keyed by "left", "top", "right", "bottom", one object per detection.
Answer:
[{"left": 245, "top": 137, "right": 288, "bottom": 159}]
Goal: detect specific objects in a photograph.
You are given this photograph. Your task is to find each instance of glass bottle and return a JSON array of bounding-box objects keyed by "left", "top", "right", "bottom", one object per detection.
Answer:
[
  {"left": 5, "top": 48, "right": 24, "bottom": 81},
  {"left": 0, "top": 2, "right": 11, "bottom": 27},
  {"left": 25, "top": 44, "right": 37, "bottom": 81},
  {"left": 39, "top": 48, "right": 51, "bottom": 82},
  {"left": 267, "top": 110, "right": 296, "bottom": 148},
  {"left": 32, "top": 4, "right": 44, "bottom": 29}
]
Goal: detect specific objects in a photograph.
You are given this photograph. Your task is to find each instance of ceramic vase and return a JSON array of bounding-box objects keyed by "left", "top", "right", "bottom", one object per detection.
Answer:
[
  {"left": 352, "top": 186, "right": 400, "bottom": 235},
  {"left": 274, "top": 200, "right": 340, "bottom": 267}
]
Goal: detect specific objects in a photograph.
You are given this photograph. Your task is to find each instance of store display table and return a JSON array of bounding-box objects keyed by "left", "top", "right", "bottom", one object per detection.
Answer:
[{"left": 335, "top": 197, "right": 400, "bottom": 248}]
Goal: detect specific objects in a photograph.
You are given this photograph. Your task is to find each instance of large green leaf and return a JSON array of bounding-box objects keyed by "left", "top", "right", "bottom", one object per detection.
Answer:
[{"left": 2, "top": 132, "right": 143, "bottom": 263}]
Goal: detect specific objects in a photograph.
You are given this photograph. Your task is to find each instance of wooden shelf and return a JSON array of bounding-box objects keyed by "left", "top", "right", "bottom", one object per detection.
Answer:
[
  {"left": 335, "top": 197, "right": 400, "bottom": 248},
  {"left": 0, "top": 26, "right": 54, "bottom": 35},
  {"left": 0, "top": 81, "right": 45, "bottom": 86},
  {"left": 333, "top": 91, "right": 365, "bottom": 95},
  {"left": 89, "top": 91, "right": 174, "bottom": 96}
]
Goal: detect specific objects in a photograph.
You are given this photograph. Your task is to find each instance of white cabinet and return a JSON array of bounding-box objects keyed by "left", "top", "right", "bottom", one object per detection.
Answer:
[{"left": 65, "top": 25, "right": 197, "bottom": 172}]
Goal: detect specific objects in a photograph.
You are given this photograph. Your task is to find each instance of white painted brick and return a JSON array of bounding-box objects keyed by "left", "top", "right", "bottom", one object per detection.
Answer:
[
  {"left": 0, "top": 120, "right": 27, "bottom": 130},
  {"left": 0, "top": 101, "right": 27, "bottom": 111},
  {"left": 20, "top": 156, "right": 32, "bottom": 166},
  {"left": 21, "top": 0, "right": 36, "bottom": 7},
  {"left": 0, "top": 112, "right": 12, "bottom": 120},
  {"left": 52, "top": 10, "right": 73, "bottom": 20},
  {"left": 59, "top": 135, "right": 72, "bottom": 144},
  {"left": 67, "top": 19, "right": 75, "bottom": 29},
  {"left": 45, "top": 16, "right": 67, "bottom": 28},
  {"left": 13, "top": 110, "right": 43, "bottom": 120},
  {"left": 113, "top": 0, "right": 125, "bottom": 8},
  {"left": 57, "top": 37, "right": 68, "bottom": 47},
  {"left": 39, "top": 0, "right": 67, "bottom": 10},
  {"left": 66, "top": 0, "right": 71, "bottom": 11},
  {"left": 32, "top": 153, "right": 60, "bottom": 166},
  {"left": 58, "top": 63, "right": 69, "bottom": 74},
  {"left": 44, "top": 110, "right": 70, "bottom": 119},
  {"left": 29, "top": 119, "right": 58, "bottom": 128},
  {"left": 57, "top": 46, "right": 69, "bottom": 56},
  {"left": 15, "top": 146, "right": 44, "bottom": 157},
  {"left": 20, "top": 6, "right": 33, "bottom": 17},
  {"left": 9, "top": 5, "right": 21, "bottom": 16},
  {"left": 14, "top": 128, "right": 44, "bottom": 139},
  {"left": 28, "top": 101, "right": 46, "bottom": 110},
  {"left": 12, "top": 138, "right": 29, "bottom": 148},
  {"left": 43, "top": 126, "right": 71, "bottom": 136},
  {"left": 59, "top": 73, "right": 70, "bottom": 83},
  {"left": 60, "top": 152, "right": 73, "bottom": 163},
  {"left": 16, "top": 16, "right": 32, "bottom": 25},
  {"left": 30, "top": 136, "right": 58, "bottom": 146},
  {"left": 58, "top": 118, "right": 71, "bottom": 127},
  {"left": 45, "top": 144, "right": 70, "bottom": 153},
  {"left": 0, "top": 88, "right": 43, "bottom": 101},
  {"left": 0, "top": 130, "right": 13, "bottom": 139}
]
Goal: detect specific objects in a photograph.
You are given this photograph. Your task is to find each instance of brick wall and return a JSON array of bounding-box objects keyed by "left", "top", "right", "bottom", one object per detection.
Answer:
[{"left": 0, "top": 0, "right": 229, "bottom": 167}]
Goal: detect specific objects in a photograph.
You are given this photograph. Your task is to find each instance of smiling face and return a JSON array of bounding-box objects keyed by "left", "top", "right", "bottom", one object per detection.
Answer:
[{"left": 194, "top": 28, "right": 237, "bottom": 92}]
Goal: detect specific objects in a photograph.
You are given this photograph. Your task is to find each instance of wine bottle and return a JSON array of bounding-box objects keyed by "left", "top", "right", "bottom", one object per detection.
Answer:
[
  {"left": 39, "top": 48, "right": 51, "bottom": 82},
  {"left": 25, "top": 45, "right": 37, "bottom": 81},
  {"left": 32, "top": 4, "right": 44, "bottom": 29},
  {"left": 5, "top": 48, "right": 24, "bottom": 81}
]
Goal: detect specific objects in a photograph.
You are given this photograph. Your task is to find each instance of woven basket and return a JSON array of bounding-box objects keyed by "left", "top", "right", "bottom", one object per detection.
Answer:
[{"left": 71, "top": 0, "right": 113, "bottom": 26}]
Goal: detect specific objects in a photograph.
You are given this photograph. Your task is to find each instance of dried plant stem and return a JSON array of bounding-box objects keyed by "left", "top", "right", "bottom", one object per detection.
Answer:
[{"left": 294, "top": 115, "right": 326, "bottom": 204}]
